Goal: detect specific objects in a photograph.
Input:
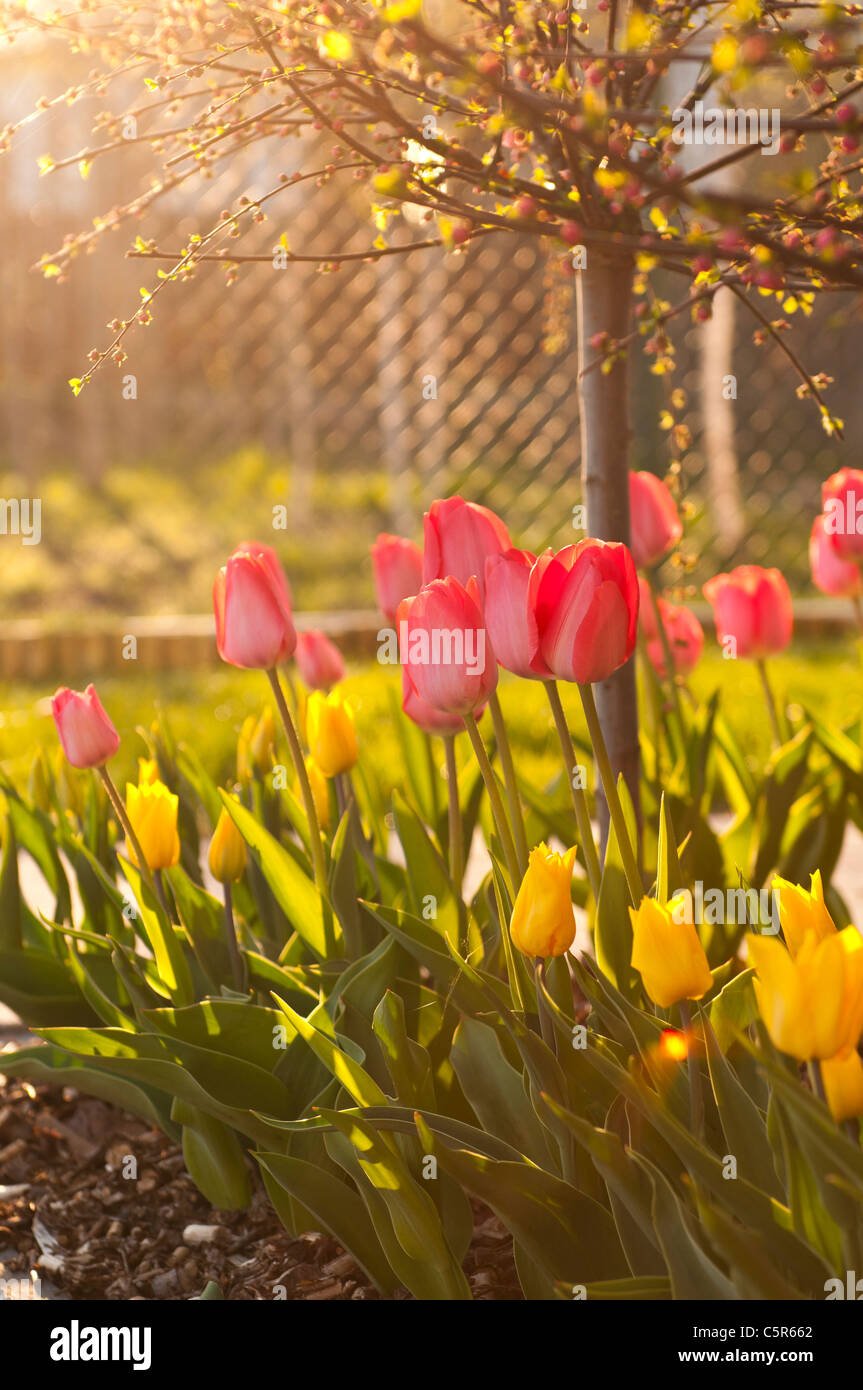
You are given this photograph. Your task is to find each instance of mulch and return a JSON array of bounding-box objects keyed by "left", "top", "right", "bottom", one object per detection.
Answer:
[{"left": 0, "top": 1066, "right": 522, "bottom": 1301}]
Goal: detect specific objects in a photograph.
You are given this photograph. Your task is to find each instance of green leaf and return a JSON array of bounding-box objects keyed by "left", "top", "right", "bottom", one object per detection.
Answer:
[
  {"left": 594, "top": 777, "right": 638, "bottom": 996},
  {"left": 173, "top": 1099, "right": 252, "bottom": 1210},
  {"left": 417, "top": 1114, "right": 627, "bottom": 1286},
  {"left": 631, "top": 1151, "right": 740, "bottom": 1299},
  {"left": 0, "top": 1043, "right": 176, "bottom": 1135},
  {"left": 702, "top": 1010, "right": 782, "bottom": 1197},
  {"left": 0, "top": 817, "right": 21, "bottom": 950},
  {"left": 272, "top": 995, "right": 389, "bottom": 1108},
  {"left": 121, "top": 858, "right": 193, "bottom": 1006},
  {"left": 255, "top": 1151, "right": 397, "bottom": 1294},
  {"left": 324, "top": 1109, "right": 472, "bottom": 1300},
  {"left": 220, "top": 792, "right": 340, "bottom": 958},
  {"left": 451, "top": 1016, "right": 549, "bottom": 1166},
  {"left": 0, "top": 949, "right": 93, "bottom": 1026}
]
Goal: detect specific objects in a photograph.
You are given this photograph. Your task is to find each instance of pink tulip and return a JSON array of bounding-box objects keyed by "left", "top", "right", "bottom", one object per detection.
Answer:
[
  {"left": 214, "top": 541, "right": 296, "bottom": 670},
  {"left": 629, "top": 471, "right": 683, "bottom": 569},
  {"left": 370, "top": 533, "right": 424, "bottom": 623},
  {"left": 810, "top": 513, "right": 863, "bottom": 597},
  {"left": 646, "top": 604, "right": 704, "bottom": 678},
  {"left": 484, "top": 548, "right": 551, "bottom": 680},
  {"left": 703, "top": 565, "right": 792, "bottom": 658},
  {"left": 295, "top": 629, "right": 346, "bottom": 690},
  {"left": 422, "top": 497, "right": 511, "bottom": 600},
  {"left": 51, "top": 684, "right": 121, "bottom": 768},
  {"left": 529, "top": 539, "right": 639, "bottom": 684},
  {"left": 399, "top": 577, "right": 497, "bottom": 715},
  {"left": 821, "top": 469, "right": 863, "bottom": 561},
  {"left": 401, "top": 666, "right": 467, "bottom": 736}
]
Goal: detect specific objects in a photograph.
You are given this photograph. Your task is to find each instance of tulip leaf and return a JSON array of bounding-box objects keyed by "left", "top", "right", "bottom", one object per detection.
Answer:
[
  {"left": 272, "top": 994, "right": 390, "bottom": 1109},
  {"left": 3, "top": 788, "right": 72, "bottom": 925},
  {"left": 142, "top": 999, "right": 290, "bottom": 1072},
  {"left": 0, "top": 817, "right": 21, "bottom": 950},
  {"left": 373, "top": 989, "right": 436, "bottom": 1110},
  {"left": 323, "top": 1110, "right": 472, "bottom": 1300},
  {"left": 630, "top": 1151, "right": 740, "bottom": 1300},
  {"left": 701, "top": 1010, "right": 782, "bottom": 1198},
  {"left": 36, "top": 1024, "right": 293, "bottom": 1141},
  {"left": 0, "top": 948, "right": 95, "bottom": 1026},
  {"left": 219, "top": 791, "right": 341, "bottom": 958},
  {"left": 0, "top": 1042, "right": 177, "bottom": 1135},
  {"left": 121, "top": 858, "right": 194, "bottom": 1006},
  {"left": 173, "top": 1099, "right": 252, "bottom": 1210},
  {"left": 451, "top": 1016, "right": 550, "bottom": 1166},
  {"left": 580, "top": 1275, "right": 671, "bottom": 1300},
  {"left": 417, "top": 1112, "right": 627, "bottom": 1285},
  {"left": 255, "top": 1151, "right": 397, "bottom": 1294},
  {"left": 655, "top": 793, "right": 683, "bottom": 904},
  {"left": 392, "top": 791, "right": 462, "bottom": 946},
  {"left": 594, "top": 777, "right": 638, "bottom": 997}
]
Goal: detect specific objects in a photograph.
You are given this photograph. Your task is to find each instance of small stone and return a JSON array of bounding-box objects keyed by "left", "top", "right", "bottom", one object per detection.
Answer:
[{"left": 182, "top": 1224, "right": 224, "bottom": 1246}]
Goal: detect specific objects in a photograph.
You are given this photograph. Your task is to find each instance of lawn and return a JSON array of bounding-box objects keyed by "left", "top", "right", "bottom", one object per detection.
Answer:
[{"left": 3, "top": 642, "right": 859, "bottom": 802}]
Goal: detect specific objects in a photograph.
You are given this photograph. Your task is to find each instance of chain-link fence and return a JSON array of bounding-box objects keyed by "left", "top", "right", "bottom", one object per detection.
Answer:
[{"left": 1, "top": 46, "right": 859, "bottom": 621}]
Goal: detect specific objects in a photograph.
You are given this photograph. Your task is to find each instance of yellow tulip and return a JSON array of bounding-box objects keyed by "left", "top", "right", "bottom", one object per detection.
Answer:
[
  {"left": 125, "top": 779, "right": 180, "bottom": 871},
  {"left": 306, "top": 690, "right": 358, "bottom": 777},
  {"left": 510, "top": 843, "right": 577, "bottom": 958},
  {"left": 208, "top": 802, "right": 247, "bottom": 884},
  {"left": 300, "top": 757, "right": 331, "bottom": 833},
  {"left": 238, "top": 708, "right": 276, "bottom": 780},
  {"left": 137, "top": 758, "right": 160, "bottom": 787},
  {"left": 747, "top": 926, "right": 863, "bottom": 1061},
  {"left": 772, "top": 869, "right": 836, "bottom": 957},
  {"left": 630, "top": 894, "right": 713, "bottom": 1009},
  {"left": 821, "top": 1049, "right": 863, "bottom": 1124}
]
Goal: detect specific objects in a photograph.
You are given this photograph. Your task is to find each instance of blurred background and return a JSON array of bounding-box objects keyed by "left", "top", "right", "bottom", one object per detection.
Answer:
[
  {"left": 2, "top": 40, "right": 863, "bottom": 629},
  {"left": 1, "top": 36, "right": 862, "bottom": 802}
]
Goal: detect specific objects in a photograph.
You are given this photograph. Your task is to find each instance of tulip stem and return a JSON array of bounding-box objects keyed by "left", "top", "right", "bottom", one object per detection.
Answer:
[
  {"left": 98, "top": 766, "right": 157, "bottom": 899},
  {"left": 681, "top": 1002, "right": 704, "bottom": 1139},
  {"left": 223, "top": 883, "right": 248, "bottom": 993},
  {"left": 577, "top": 683, "right": 642, "bottom": 905},
  {"left": 756, "top": 658, "right": 783, "bottom": 748},
  {"left": 852, "top": 594, "right": 863, "bottom": 639},
  {"left": 545, "top": 682, "right": 601, "bottom": 901},
  {"left": 267, "top": 667, "right": 334, "bottom": 949},
  {"left": 443, "top": 735, "right": 468, "bottom": 955},
  {"left": 808, "top": 1058, "right": 828, "bottom": 1107},
  {"left": 153, "top": 869, "right": 172, "bottom": 919},
  {"left": 646, "top": 568, "right": 686, "bottom": 735},
  {"left": 489, "top": 692, "right": 529, "bottom": 876},
  {"left": 535, "top": 959, "right": 556, "bottom": 1054},
  {"left": 462, "top": 713, "right": 521, "bottom": 891}
]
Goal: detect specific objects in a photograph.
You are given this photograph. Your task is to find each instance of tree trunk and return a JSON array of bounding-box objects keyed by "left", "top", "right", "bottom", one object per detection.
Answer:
[{"left": 576, "top": 251, "right": 640, "bottom": 853}]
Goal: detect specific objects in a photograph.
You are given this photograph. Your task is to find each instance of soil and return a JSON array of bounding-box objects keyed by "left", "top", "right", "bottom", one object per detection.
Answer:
[{"left": 0, "top": 1066, "right": 522, "bottom": 1302}]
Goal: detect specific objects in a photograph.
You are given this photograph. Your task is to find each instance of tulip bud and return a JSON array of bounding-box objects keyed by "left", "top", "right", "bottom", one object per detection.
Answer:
[
  {"left": 401, "top": 665, "right": 467, "bottom": 736},
  {"left": 638, "top": 580, "right": 704, "bottom": 678},
  {"left": 422, "top": 496, "right": 510, "bottom": 601},
  {"left": 51, "top": 684, "right": 121, "bottom": 769},
  {"left": 819, "top": 470, "right": 863, "bottom": 563},
  {"left": 772, "top": 870, "right": 836, "bottom": 958},
  {"left": 703, "top": 565, "right": 792, "bottom": 658},
  {"left": 125, "top": 780, "right": 181, "bottom": 871},
  {"left": 821, "top": 1049, "right": 863, "bottom": 1124},
  {"left": 301, "top": 756, "right": 331, "bottom": 832},
  {"left": 484, "top": 549, "right": 551, "bottom": 680},
  {"left": 213, "top": 541, "right": 296, "bottom": 670},
  {"left": 208, "top": 802, "right": 247, "bottom": 884},
  {"left": 530, "top": 539, "right": 639, "bottom": 685},
  {"left": 510, "top": 843, "right": 577, "bottom": 958},
  {"left": 748, "top": 927, "right": 863, "bottom": 1061},
  {"left": 295, "top": 629, "right": 346, "bottom": 691},
  {"left": 811, "top": 513, "right": 863, "bottom": 597},
  {"left": 306, "top": 691, "right": 358, "bottom": 777},
  {"left": 399, "top": 576, "right": 497, "bottom": 715},
  {"left": 370, "top": 533, "right": 424, "bottom": 624},
  {"left": 629, "top": 471, "right": 683, "bottom": 569},
  {"left": 630, "top": 895, "right": 713, "bottom": 1009}
]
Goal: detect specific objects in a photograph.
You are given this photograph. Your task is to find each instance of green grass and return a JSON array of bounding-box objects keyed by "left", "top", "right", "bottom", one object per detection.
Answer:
[{"left": 3, "top": 642, "right": 860, "bottom": 800}]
